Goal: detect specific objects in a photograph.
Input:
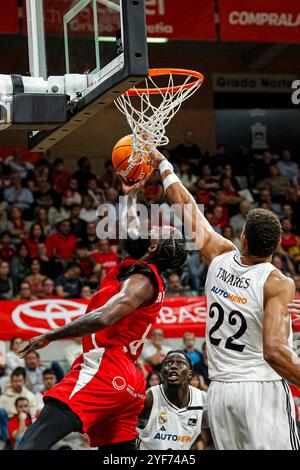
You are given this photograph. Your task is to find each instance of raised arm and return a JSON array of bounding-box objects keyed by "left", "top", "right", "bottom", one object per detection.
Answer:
[
  {"left": 19, "top": 274, "right": 156, "bottom": 356},
  {"left": 148, "top": 149, "right": 235, "bottom": 264},
  {"left": 263, "top": 271, "right": 300, "bottom": 387}
]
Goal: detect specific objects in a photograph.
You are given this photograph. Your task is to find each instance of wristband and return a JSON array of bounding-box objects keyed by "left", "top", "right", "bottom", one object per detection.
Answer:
[
  {"left": 159, "top": 159, "right": 174, "bottom": 174},
  {"left": 163, "top": 173, "right": 182, "bottom": 191}
]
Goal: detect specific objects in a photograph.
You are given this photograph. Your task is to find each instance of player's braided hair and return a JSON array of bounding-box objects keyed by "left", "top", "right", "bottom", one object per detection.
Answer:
[
  {"left": 244, "top": 208, "right": 282, "bottom": 258},
  {"left": 152, "top": 236, "right": 187, "bottom": 273}
]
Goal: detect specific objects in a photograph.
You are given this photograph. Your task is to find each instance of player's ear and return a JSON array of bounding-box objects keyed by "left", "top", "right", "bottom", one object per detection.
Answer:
[{"left": 148, "top": 242, "right": 158, "bottom": 253}]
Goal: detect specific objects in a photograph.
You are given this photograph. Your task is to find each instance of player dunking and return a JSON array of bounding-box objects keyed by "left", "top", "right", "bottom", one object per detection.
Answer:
[
  {"left": 125, "top": 147, "right": 300, "bottom": 450},
  {"left": 17, "top": 191, "right": 187, "bottom": 450}
]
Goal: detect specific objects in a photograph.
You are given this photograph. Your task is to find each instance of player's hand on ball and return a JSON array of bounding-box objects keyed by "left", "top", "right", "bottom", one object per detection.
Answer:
[
  {"left": 288, "top": 299, "right": 300, "bottom": 315},
  {"left": 147, "top": 147, "right": 166, "bottom": 169},
  {"left": 19, "top": 334, "right": 50, "bottom": 358}
]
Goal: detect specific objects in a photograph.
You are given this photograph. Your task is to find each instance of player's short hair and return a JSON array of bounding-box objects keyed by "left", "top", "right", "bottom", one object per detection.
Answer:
[
  {"left": 122, "top": 235, "right": 187, "bottom": 273},
  {"left": 244, "top": 208, "right": 281, "bottom": 258},
  {"left": 163, "top": 350, "right": 193, "bottom": 371}
]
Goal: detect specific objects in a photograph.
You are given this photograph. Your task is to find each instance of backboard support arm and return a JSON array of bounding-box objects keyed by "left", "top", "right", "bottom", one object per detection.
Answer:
[{"left": 26, "top": 0, "right": 47, "bottom": 79}]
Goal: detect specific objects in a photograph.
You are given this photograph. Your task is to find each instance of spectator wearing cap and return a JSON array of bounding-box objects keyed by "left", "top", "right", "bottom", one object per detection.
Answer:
[
  {"left": 14, "top": 282, "right": 37, "bottom": 301},
  {"left": 8, "top": 397, "right": 32, "bottom": 449},
  {"left": 46, "top": 220, "right": 78, "bottom": 260},
  {"left": 182, "top": 332, "right": 202, "bottom": 368},
  {"left": 55, "top": 264, "right": 82, "bottom": 298},
  {"left": 142, "top": 328, "right": 171, "bottom": 372}
]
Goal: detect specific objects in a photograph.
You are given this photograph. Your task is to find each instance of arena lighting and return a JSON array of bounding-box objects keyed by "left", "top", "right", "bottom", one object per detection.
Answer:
[{"left": 98, "top": 36, "right": 169, "bottom": 43}]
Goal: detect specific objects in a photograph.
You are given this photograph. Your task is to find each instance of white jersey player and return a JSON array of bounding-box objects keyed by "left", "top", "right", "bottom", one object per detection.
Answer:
[
  {"left": 137, "top": 351, "right": 209, "bottom": 450},
  {"left": 124, "top": 148, "right": 300, "bottom": 450}
]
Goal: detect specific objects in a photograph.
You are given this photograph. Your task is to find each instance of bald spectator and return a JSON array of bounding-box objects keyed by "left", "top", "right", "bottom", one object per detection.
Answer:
[
  {"left": 229, "top": 200, "right": 252, "bottom": 237},
  {"left": 142, "top": 329, "right": 171, "bottom": 372}
]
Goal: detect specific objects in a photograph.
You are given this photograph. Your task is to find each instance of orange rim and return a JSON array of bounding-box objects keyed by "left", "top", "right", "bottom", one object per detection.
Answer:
[{"left": 125, "top": 68, "right": 204, "bottom": 96}]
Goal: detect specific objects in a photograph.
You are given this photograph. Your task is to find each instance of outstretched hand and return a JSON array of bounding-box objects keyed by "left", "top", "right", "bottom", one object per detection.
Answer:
[
  {"left": 18, "top": 334, "right": 50, "bottom": 358},
  {"left": 120, "top": 174, "right": 150, "bottom": 194}
]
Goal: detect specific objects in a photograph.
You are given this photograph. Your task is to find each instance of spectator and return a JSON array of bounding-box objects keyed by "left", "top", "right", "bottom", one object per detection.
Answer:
[
  {"left": 0, "top": 261, "right": 14, "bottom": 300},
  {"left": 142, "top": 328, "right": 171, "bottom": 372},
  {"left": 172, "top": 130, "right": 202, "bottom": 162},
  {"left": 23, "top": 223, "right": 45, "bottom": 257},
  {"left": 55, "top": 264, "right": 82, "bottom": 298},
  {"left": 4, "top": 172, "right": 34, "bottom": 212},
  {"left": 25, "top": 258, "right": 46, "bottom": 298},
  {"left": 24, "top": 351, "right": 44, "bottom": 394},
  {"left": 193, "top": 178, "right": 212, "bottom": 205},
  {"left": 86, "top": 177, "right": 104, "bottom": 206},
  {"left": 257, "top": 165, "right": 290, "bottom": 203},
  {"left": 14, "top": 282, "right": 37, "bottom": 301},
  {"left": 258, "top": 188, "right": 282, "bottom": 217},
  {"left": 253, "top": 150, "right": 275, "bottom": 181},
  {"left": 0, "top": 368, "right": 36, "bottom": 420},
  {"left": 187, "top": 251, "right": 207, "bottom": 293},
  {"left": 35, "top": 369, "right": 57, "bottom": 413},
  {"left": 39, "top": 278, "right": 57, "bottom": 299},
  {"left": 175, "top": 162, "right": 197, "bottom": 190},
  {"left": 183, "top": 332, "right": 202, "bottom": 368},
  {"left": 80, "top": 195, "right": 97, "bottom": 223},
  {"left": 99, "top": 160, "right": 119, "bottom": 190},
  {"left": 8, "top": 207, "right": 28, "bottom": 242},
  {"left": 82, "top": 222, "right": 98, "bottom": 251},
  {"left": 166, "top": 273, "right": 193, "bottom": 296},
  {"left": 46, "top": 220, "right": 78, "bottom": 261},
  {"left": 210, "top": 205, "right": 228, "bottom": 232},
  {"left": 90, "top": 239, "right": 118, "bottom": 274},
  {"left": 35, "top": 207, "right": 52, "bottom": 236},
  {"left": 272, "top": 252, "right": 295, "bottom": 277},
  {"left": 229, "top": 200, "right": 252, "bottom": 237},
  {"left": 64, "top": 338, "right": 82, "bottom": 370},
  {"left": 0, "top": 231, "right": 16, "bottom": 262},
  {"left": 143, "top": 173, "right": 164, "bottom": 203},
  {"left": 277, "top": 149, "right": 298, "bottom": 185},
  {"left": 34, "top": 175, "right": 60, "bottom": 209},
  {"left": 189, "top": 372, "right": 207, "bottom": 392},
  {"left": 5, "top": 339, "right": 25, "bottom": 377},
  {"left": 73, "top": 157, "right": 96, "bottom": 188},
  {"left": 51, "top": 158, "right": 71, "bottom": 194},
  {"left": 63, "top": 177, "right": 82, "bottom": 207},
  {"left": 69, "top": 204, "right": 87, "bottom": 239},
  {"left": 10, "top": 244, "right": 31, "bottom": 289},
  {"left": 281, "top": 218, "right": 300, "bottom": 256},
  {"left": 194, "top": 342, "right": 210, "bottom": 390},
  {"left": 207, "top": 143, "right": 231, "bottom": 173},
  {"left": 8, "top": 397, "right": 32, "bottom": 449},
  {"left": 80, "top": 285, "right": 92, "bottom": 299},
  {"left": 74, "top": 242, "right": 96, "bottom": 279},
  {"left": 222, "top": 225, "right": 240, "bottom": 250},
  {"left": 6, "top": 147, "right": 33, "bottom": 179},
  {"left": 146, "top": 371, "right": 162, "bottom": 389}
]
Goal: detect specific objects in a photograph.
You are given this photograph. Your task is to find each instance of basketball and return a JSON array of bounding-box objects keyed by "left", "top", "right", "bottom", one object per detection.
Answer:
[{"left": 112, "top": 134, "right": 154, "bottom": 183}]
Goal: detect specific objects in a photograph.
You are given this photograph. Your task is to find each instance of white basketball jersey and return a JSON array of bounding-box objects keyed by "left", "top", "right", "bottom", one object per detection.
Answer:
[
  {"left": 205, "top": 250, "right": 293, "bottom": 382},
  {"left": 138, "top": 385, "right": 207, "bottom": 450}
]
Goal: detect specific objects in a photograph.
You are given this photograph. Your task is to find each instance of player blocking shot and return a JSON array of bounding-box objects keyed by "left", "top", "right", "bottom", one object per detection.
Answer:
[
  {"left": 126, "top": 147, "right": 300, "bottom": 450},
  {"left": 137, "top": 351, "right": 210, "bottom": 450},
  {"left": 16, "top": 190, "right": 187, "bottom": 450}
]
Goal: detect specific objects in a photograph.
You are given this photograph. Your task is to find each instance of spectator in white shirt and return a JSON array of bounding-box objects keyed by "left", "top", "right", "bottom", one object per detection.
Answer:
[
  {"left": 35, "top": 369, "right": 57, "bottom": 413},
  {"left": 24, "top": 351, "right": 44, "bottom": 394},
  {"left": 277, "top": 149, "right": 298, "bottom": 185},
  {"left": 5, "top": 337, "right": 25, "bottom": 377}
]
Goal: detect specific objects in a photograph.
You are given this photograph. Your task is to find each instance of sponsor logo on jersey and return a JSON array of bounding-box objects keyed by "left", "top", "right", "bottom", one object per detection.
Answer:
[
  {"left": 158, "top": 410, "right": 168, "bottom": 424},
  {"left": 211, "top": 285, "right": 248, "bottom": 304},
  {"left": 188, "top": 417, "right": 197, "bottom": 427},
  {"left": 216, "top": 267, "right": 250, "bottom": 289},
  {"left": 154, "top": 432, "right": 193, "bottom": 443},
  {"left": 112, "top": 376, "right": 126, "bottom": 390}
]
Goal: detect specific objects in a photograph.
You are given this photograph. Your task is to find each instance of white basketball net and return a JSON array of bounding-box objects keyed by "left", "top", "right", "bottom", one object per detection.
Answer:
[{"left": 114, "top": 71, "right": 203, "bottom": 164}]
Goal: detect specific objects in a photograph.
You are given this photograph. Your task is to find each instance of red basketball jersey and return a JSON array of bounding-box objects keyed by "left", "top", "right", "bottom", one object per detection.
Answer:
[{"left": 82, "top": 258, "right": 165, "bottom": 362}]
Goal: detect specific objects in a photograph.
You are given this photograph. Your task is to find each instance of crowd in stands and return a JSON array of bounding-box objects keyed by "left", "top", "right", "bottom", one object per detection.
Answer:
[{"left": 0, "top": 130, "right": 300, "bottom": 448}]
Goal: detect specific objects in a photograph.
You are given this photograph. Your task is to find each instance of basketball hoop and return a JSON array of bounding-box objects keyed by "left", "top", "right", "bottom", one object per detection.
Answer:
[{"left": 114, "top": 68, "right": 204, "bottom": 163}]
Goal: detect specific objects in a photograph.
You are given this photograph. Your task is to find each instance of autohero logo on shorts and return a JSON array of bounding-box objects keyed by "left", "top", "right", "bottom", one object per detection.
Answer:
[{"left": 12, "top": 299, "right": 85, "bottom": 333}]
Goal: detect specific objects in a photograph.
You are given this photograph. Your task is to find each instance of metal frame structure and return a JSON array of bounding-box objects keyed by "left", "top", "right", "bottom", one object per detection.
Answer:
[{"left": 26, "top": 0, "right": 47, "bottom": 79}]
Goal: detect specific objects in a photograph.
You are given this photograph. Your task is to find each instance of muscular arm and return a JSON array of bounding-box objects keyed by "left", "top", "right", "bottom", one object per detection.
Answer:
[
  {"left": 263, "top": 271, "right": 300, "bottom": 387},
  {"left": 149, "top": 150, "right": 235, "bottom": 265},
  {"left": 20, "top": 274, "right": 156, "bottom": 356},
  {"left": 138, "top": 389, "right": 154, "bottom": 429}
]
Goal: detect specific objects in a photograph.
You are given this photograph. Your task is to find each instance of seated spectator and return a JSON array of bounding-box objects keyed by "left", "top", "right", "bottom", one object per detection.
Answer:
[
  {"left": 10, "top": 244, "right": 31, "bottom": 290},
  {"left": 55, "top": 264, "right": 82, "bottom": 298},
  {"left": 64, "top": 338, "right": 82, "bottom": 371},
  {"left": 51, "top": 158, "right": 71, "bottom": 194},
  {"left": 166, "top": 273, "right": 194, "bottom": 296},
  {"left": 73, "top": 157, "right": 96, "bottom": 188},
  {"left": 281, "top": 218, "right": 300, "bottom": 258},
  {"left": 82, "top": 222, "right": 98, "bottom": 251},
  {"left": 39, "top": 278, "right": 57, "bottom": 299},
  {"left": 200, "top": 164, "right": 219, "bottom": 190},
  {"left": 99, "top": 160, "right": 119, "bottom": 190},
  {"left": 0, "top": 261, "right": 14, "bottom": 300},
  {"left": 282, "top": 203, "right": 299, "bottom": 234},
  {"left": 47, "top": 201, "right": 70, "bottom": 227},
  {"left": 86, "top": 176, "right": 104, "bottom": 206},
  {"left": 5, "top": 338, "right": 25, "bottom": 377},
  {"left": 34, "top": 175, "right": 60, "bottom": 209},
  {"left": 172, "top": 130, "right": 202, "bottom": 162},
  {"left": 23, "top": 223, "right": 45, "bottom": 257},
  {"left": 210, "top": 205, "right": 229, "bottom": 232},
  {"left": 35, "top": 369, "right": 57, "bottom": 413},
  {"left": 80, "top": 195, "right": 97, "bottom": 223},
  {"left": 5, "top": 147, "right": 33, "bottom": 179},
  {"left": 90, "top": 239, "right": 118, "bottom": 274},
  {"left": 217, "top": 176, "right": 241, "bottom": 213},
  {"left": 194, "top": 342, "right": 210, "bottom": 390},
  {"left": 63, "top": 177, "right": 82, "bottom": 207},
  {"left": 80, "top": 285, "right": 92, "bottom": 299},
  {"left": 257, "top": 165, "right": 290, "bottom": 203},
  {"left": 0, "top": 231, "right": 16, "bottom": 262},
  {"left": 175, "top": 162, "right": 197, "bottom": 190},
  {"left": 221, "top": 163, "right": 241, "bottom": 190},
  {"left": 35, "top": 207, "right": 52, "bottom": 236},
  {"left": 0, "top": 368, "right": 36, "bottom": 421},
  {"left": 222, "top": 225, "right": 241, "bottom": 250},
  {"left": 25, "top": 258, "right": 46, "bottom": 298},
  {"left": 193, "top": 178, "right": 212, "bottom": 205},
  {"left": 187, "top": 251, "right": 207, "bottom": 293},
  {"left": 145, "top": 371, "right": 162, "bottom": 390},
  {"left": 277, "top": 149, "right": 298, "bottom": 185},
  {"left": 46, "top": 220, "right": 78, "bottom": 261},
  {"left": 229, "top": 200, "right": 252, "bottom": 237},
  {"left": 143, "top": 173, "right": 164, "bottom": 203},
  {"left": 272, "top": 252, "right": 295, "bottom": 277},
  {"left": 8, "top": 207, "right": 28, "bottom": 243},
  {"left": 182, "top": 332, "right": 202, "bottom": 368},
  {"left": 36, "top": 243, "right": 64, "bottom": 279},
  {"left": 207, "top": 143, "right": 231, "bottom": 174},
  {"left": 253, "top": 149, "right": 275, "bottom": 182},
  {"left": 24, "top": 351, "right": 44, "bottom": 394},
  {"left": 4, "top": 172, "right": 34, "bottom": 212},
  {"left": 69, "top": 204, "right": 87, "bottom": 239},
  {"left": 142, "top": 328, "right": 171, "bottom": 372},
  {"left": 8, "top": 397, "right": 32, "bottom": 449},
  {"left": 74, "top": 242, "right": 96, "bottom": 279},
  {"left": 258, "top": 188, "right": 282, "bottom": 217},
  {"left": 189, "top": 372, "right": 207, "bottom": 392},
  {"left": 14, "top": 282, "right": 37, "bottom": 301}
]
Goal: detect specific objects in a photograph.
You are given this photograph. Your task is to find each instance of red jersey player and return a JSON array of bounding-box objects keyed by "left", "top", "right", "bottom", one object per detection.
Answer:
[{"left": 17, "top": 225, "right": 187, "bottom": 450}]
